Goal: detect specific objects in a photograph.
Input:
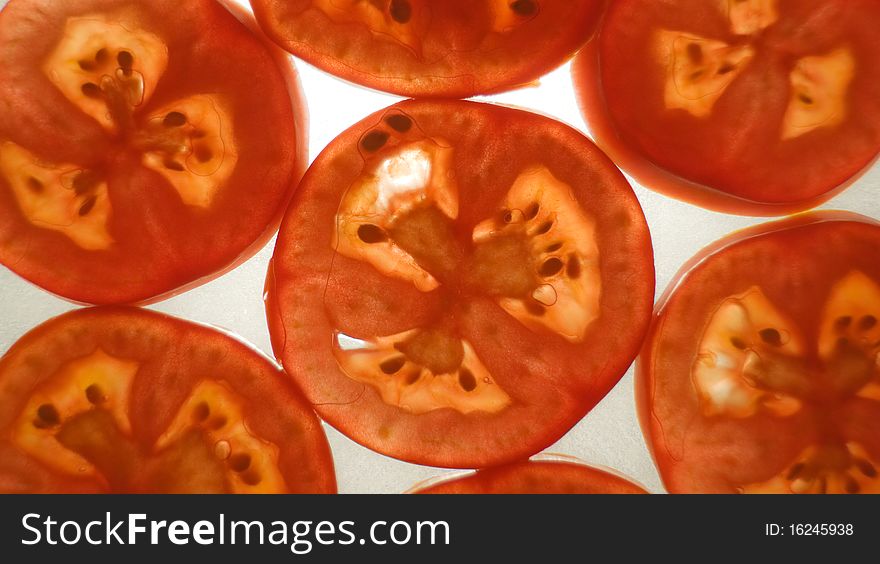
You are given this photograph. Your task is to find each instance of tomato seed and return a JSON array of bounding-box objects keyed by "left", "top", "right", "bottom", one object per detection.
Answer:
[
  {"left": 380, "top": 356, "right": 406, "bottom": 374},
  {"left": 385, "top": 114, "right": 413, "bottom": 133},
  {"left": 357, "top": 224, "right": 387, "bottom": 244},
  {"left": 786, "top": 462, "right": 804, "bottom": 480},
  {"left": 855, "top": 458, "right": 877, "bottom": 478},
  {"left": 845, "top": 475, "right": 860, "bottom": 494},
  {"left": 730, "top": 336, "right": 747, "bottom": 350},
  {"left": 389, "top": 0, "right": 412, "bottom": 23},
  {"left": 95, "top": 48, "right": 108, "bottom": 63},
  {"left": 164, "top": 160, "right": 186, "bottom": 172},
  {"left": 27, "top": 177, "right": 43, "bottom": 193},
  {"left": 525, "top": 300, "right": 546, "bottom": 317},
  {"left": 717, "top": 63, "right": 735, "bottom": 75},
  {"left": 539, "top": 258, "right": 564, "bottom": 277},
  {"left": 37, "top": 404, "right": 60, "bottom": 426},
  {"left": 81, "top": 82, "right": 102, "bottom": 98},
  {"left": 759, "top": 328, "right": 782, "bottom": 346},
  {"left": 534, "top": 220, "right": 553, "bottom": 235},
  {"left": 192, "top": 402, "right": 210, "bottom": 422},
  {"left": 209, "top": 416, "right": 227, "bottom": 430},
  {"left": 194, "top": 145, "right": 213, "bottom": 163},
  {"left": 228, "top": 453, "right": 251, "bottom": 472},
  {"left": 566, "top": 254, "right": 581, "bottom": 279},
  {"left": 545, "top": 242, "right": 563, "bottom": 253},
  {"left": 241, "top": 471, "right": 261, "bottom": 486},
  {"left": 78, "top": 196, "right": 97, "bottom": 216},
  {"left": 510, "top": 0, "right": 537, "bottom": 17},
  {"left": 163, "top": 111, "right": 187, "bottom": 127},
  {"left": 78, "top": 60, "right": 96, "bottom": 71},
  {"left": 458, "top": 369, "right": 477, "bottom": 392},
  {"left": 859, "top": 315, "right": 877, "bottom": 331},
  {"left": 361, "top": 130, "right": 389, "bottom": 152},
  {"left": 85, "top": 384, "right": 106, "bottom": 404},
  {"left": 117, "top": 50, "right": 133, "bottom": 70},
  {"left": 525, "top": 202, "right": 540, "bottom": 220},
  {"left": 835, "top": 315, "right": 852, "bottom": 331},
  {"left": 799, "top": 93, "right": 814, "bottom": 105},
  {"left": 686, "top": 43, "right": 703, "bottom": 64}
]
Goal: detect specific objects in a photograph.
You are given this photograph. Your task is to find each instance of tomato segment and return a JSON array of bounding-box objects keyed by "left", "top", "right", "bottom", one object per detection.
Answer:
[
  {"left": 573, "top": 0, "right": 880, "bottom": 215},
  {"left": 639, "top": 213, "right": 880, "bottom": 493},
  {"left": 410, "top": 456, "right": 648, "bottom": 494},
  {"left": 0, "top": 0, "right": 306, "bottom": 304},
  {"left": 267, "top": 99, "right": 654, "bottom": 468},
  {"left": 0, "top": 307, "right": 335, "bottom": 494},
  {"left": 250, "top": 0, "right": 604, "bottom": 97}
]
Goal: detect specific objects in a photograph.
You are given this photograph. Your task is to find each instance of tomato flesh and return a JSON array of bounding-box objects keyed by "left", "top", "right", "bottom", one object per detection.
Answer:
[
  {"left": 267, "top": 99, "right": 654, "bottom": 468},
  {"left": 410, "top": 457, "right": 648, "bottom": 494},
  {"left": 0, "top": 0, "right": 307, "bottom": 304},
  {"left": 573, "top": 0, "right": 880, "bottom": 215},
  {"left": 0, "top": 307, "right": 336, "bottom": 493},
  {"left": 639, "top": 213, "right": 880, "bottom": 493},
  {"left": 250, "top": 0, "right": 604, "bottom": 97}
]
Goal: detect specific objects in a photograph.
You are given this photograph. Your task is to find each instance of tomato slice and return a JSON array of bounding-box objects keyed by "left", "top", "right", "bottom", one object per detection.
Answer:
[
  {"left": 266, "top": 99, "right": 654, "bottom": 468},
  {"left": 409, "top": 455, "right": 647, "bottom": 494},
  {"left": 0, "top": 307, "right": 335, "bottom": 493},
  {"left": 0, "top": 0, "right": 307, "bottom": 304},
  {"left": 639, "top": 212, "right": 880, "bottom": 493},
  {"left": 573, "top": 0, "right": 880, "bottom": 215},
  {"left": 250, "top": 0, "right": 604, "bottom": 97}
]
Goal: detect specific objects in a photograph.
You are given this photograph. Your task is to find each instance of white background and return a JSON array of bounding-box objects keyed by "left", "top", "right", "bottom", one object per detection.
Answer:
[{"left": 1, "top": 0, "right": 878, "bottom": 493}]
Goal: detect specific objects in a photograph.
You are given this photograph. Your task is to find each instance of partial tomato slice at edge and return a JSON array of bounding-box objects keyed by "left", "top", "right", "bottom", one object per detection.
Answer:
[{"left": 0, "top": 306, "right": 336, "bottom": 494}]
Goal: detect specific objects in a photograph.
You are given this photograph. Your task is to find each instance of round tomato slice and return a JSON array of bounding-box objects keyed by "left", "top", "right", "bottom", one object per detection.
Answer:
[
  {"left": 266, "top": 99, "right": 654, "bottom": 468},
  {"left": 639, "top": 212, "right": 880, "bottom": 493},
  {"left": 409, "top": 455, "right": 647, "bottom": 494},
  {"left": 0, "top": 0, "right": 307, "bottom": 304},
  {"left": 250, "top": 0, "right": 604, "bottom": 97},
  {"left": 0, "top": 307, "right": 335, "bottom": 493},
  {"left": 573, "top": 0, "right": 880, "bottom": 215}
]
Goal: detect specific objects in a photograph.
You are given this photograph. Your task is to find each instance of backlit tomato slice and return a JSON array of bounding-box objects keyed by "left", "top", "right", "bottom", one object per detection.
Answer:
[
  {"left": 639, "top": 212, "right": 880, "bottom": 493},
  {"left": 409, "top": 455, "right": 647, "bottom": 494},
  {"left": 250, "top": 0, "right": 603, "bottom": 97},
  {"left": 573, "top": 0, "right": 880, "bottom": 215},
  {"left": 266, "top": 99, "right": 654, "bottom": 468},
  {"left": 0, "top": 307, "right": 335, "bottom": 493},
  {"left": 0, "top": 0, "right": 307, "bottom": 304}
]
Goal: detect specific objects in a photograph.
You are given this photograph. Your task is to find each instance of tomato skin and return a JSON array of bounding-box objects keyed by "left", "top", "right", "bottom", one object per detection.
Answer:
[
  {"left": 637, "top": 212, "right": 880, "bottom": 493},
  {"left": 410, "top": 456, "right": 647, "bottom": 494},
  {"left": 573, "top": 0, "right": 880, "bottom": 216},
  {"left": 0, "top": 0, "right": 308, "bottom": 305},
  {"left": 267, "top": 99, "right": 654, "bottom": 469},
  {"left": 250, "top": 0, "right": 604, "bottom": 98},
  {"left": 0, "top": 307, "right": 336, "bottom": 494}
]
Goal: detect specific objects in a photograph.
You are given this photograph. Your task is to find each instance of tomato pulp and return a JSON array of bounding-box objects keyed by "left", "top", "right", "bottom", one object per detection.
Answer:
[
  {"left": 573, "top": 0, "right": 880, "bottom": 215},
  {"left": 267, "top": 99, "right": 654, "bottom": 468},
  {"left": 0, "top": 0, "right": 307, "bottom": 304},
  {"left": 251, "top": 0, "right": 604, "bottom": 97},
  {"left": 0, "top": 307, "right": 336, "bottom": 493},
  {"left": 639, "top": 212, "right": 880, "bottom": 493}
]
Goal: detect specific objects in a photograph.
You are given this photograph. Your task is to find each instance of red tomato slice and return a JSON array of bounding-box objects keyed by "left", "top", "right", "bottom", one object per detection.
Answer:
[
  {"left": 250, "top": 0, "right": 604, "bottom": 97},
  {"left": 0, "top": 0, "right": 307, "bottom": 304},
  {"left": 266, "top": 99, "right": 654, "bottom": 468},
  {"left": 639, "top": 212, "right": 880, "bottom": 493},
  {"left": 0, "top": 307, "right": 335, "bottom": 493},
  {"left": 410, "top": 456, "right": 647, "bottom": 494},
  {"left": 573, "top": 0, "right": 880, "bottom": 215}
]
